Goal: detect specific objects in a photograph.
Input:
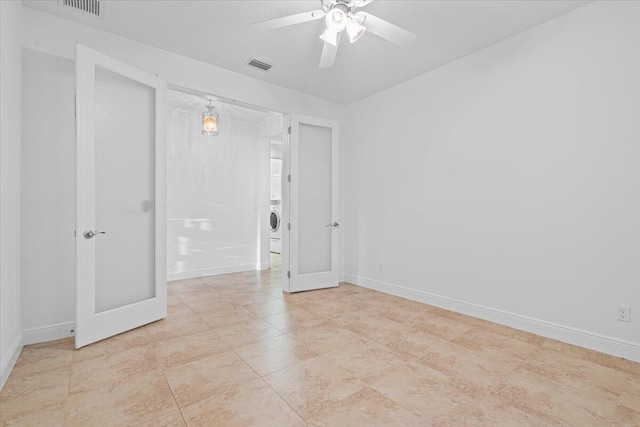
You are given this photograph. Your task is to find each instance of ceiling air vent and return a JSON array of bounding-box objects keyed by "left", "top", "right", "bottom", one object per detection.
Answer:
[
  {"left": 59, "top": 0, "right": 103, "bottom": 18},
  {"left": 246, "top": 58, "right": 273, "bottom": 72}
]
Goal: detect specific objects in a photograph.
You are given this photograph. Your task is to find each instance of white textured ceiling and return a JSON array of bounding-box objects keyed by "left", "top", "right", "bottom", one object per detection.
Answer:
[{"left": 23, "top": 0, "right": 589, "bottom": 105}]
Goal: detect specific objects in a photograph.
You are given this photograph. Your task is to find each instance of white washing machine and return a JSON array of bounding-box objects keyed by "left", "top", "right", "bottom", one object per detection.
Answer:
[{"left": 270, "top": 203, "right": 282, "bottom": 254}]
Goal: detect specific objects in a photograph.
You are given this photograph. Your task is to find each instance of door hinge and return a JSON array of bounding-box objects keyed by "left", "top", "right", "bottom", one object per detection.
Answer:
[
  {"left": 288, "top": 126, "right": 291, "bottom": 135},
  {"left": 287, "top": 223, "right": 291, "bottom": 230},
  {"left": 287, "top": 174, "right": 291, "bottom": 182},
  {"left": 287, "top": 271, "right": 291, "bottom": 279}
]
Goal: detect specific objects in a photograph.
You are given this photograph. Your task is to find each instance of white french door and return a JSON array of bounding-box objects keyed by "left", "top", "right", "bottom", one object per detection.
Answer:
[
  {"left": 75, "top": 44, "right": 167, "bottom": 348},
  {"left": 285, "top": 115, "right": 339, "bottom": 292}
]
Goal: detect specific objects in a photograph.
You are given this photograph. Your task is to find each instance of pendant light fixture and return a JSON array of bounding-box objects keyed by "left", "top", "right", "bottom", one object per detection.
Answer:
[{"left": 201, "top": 100, "right": 219, "bottom": 136}]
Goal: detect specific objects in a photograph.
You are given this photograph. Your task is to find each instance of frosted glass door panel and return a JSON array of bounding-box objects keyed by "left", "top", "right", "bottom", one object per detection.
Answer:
[
  {"left": 288, "top": 114, "right": 339, "bottom": 292},
  {"left": 298, "top": 124, "right": 332, "bottom": 274},
  {"left": 94, "top": 66, "right": 156, "bottom": 313}
]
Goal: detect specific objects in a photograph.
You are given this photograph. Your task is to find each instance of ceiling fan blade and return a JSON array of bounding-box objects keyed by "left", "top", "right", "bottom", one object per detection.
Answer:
[
  {"left": 356, "top": 12, "right": 416, "bottom": 47},
  {"left": 319, "top": 39, "right": 339, "bottom": 68},
  {"left": 352, "top": 0, "right": 375, "bottom": 7},
  {"left": 252, "top": 10, "right": 326, "bottom": 31}
]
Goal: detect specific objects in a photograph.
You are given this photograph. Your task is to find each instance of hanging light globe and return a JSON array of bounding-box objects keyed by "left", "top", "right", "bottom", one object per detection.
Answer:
[{"left": 201, "top": 101, "right": 219, "bottom": 136}]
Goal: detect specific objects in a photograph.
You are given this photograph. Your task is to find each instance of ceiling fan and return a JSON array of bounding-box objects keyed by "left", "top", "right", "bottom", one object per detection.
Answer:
[{"left": 252, "top": 0, "right": 416, "bottom": 68}]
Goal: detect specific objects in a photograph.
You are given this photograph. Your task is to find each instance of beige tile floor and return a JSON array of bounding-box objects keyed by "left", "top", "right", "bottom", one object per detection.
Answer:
[{"left": 2, "top": 254, "right": 639, "bottom": 426}]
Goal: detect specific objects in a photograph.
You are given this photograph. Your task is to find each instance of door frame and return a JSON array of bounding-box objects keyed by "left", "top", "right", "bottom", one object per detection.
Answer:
[
  {"left": 159, "top": 86, "right": 340, "bottom": 294},
  {"left": 264, "top": 129, "right": 286, "bottom": 272},
  {"left": 282, "top": 115, "right": 292, "bottom": 292},
  {"left": 75, "top": 44, "right": 167, "bottom": 348},
  {"left": 166, "top": 84, "right": 290, "bottom": 283}
]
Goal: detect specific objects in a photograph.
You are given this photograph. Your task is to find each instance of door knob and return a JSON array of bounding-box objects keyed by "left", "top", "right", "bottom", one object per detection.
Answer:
[
  {"left": 326, "top": 222, "right": 339, "bottom": 228},
  {"left": 83, "top": 230, "right": 106, "bottom": 239}
]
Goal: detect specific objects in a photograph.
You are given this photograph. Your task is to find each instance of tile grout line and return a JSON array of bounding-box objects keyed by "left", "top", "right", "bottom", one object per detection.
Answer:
[
  {"left": 324, "top": 332, "right": 457, "bottom": 420},
  {"left": 225, "top": 335, "right": 309, "bottom": 423},
  {"left": 61, "top": 348, "right": 75, "bottom": 426},
  {"left": 506, "top": 339, "right": 631, "bottom": 409},
  {"left": 260, "top": 376, "right": 309, "bottom": 424},
  {"left": 247, "top": 305, "right": 422, "bottom": 423},
  {"left": 150, "top": 343, "right": 191, "bottom": 426},
  {"left": 216, "top": 287, "right": 351, "bottom": 425},
  {"left": 165, "top": 291, "right": 298, "bottom": 422}
]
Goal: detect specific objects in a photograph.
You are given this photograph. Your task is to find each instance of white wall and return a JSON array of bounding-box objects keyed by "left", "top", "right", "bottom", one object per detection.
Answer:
[
  {"left": 19, "top": 6, "right": 346, "bottom": 334},
  {"left": 0, "top": 0, "right": 24, "bottom": 388},
  {"left": 21, "top": 50, "right": 76, "bottom": 333},
  {"left": 345, "top": 1, "right": 640, "bottom": 359}
]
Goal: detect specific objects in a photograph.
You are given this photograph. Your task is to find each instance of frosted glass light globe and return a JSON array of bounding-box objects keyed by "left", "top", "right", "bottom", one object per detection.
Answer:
[
  {"left": 346, "top": 18, "right": 366, "bottom": 43},
  {"left": 325, "top": 8, "right": 347, "bottom": 32}
]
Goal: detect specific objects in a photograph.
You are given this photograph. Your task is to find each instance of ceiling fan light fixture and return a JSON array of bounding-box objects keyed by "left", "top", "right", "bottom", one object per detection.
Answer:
[
  {"left": 319, "top": 28, "right": 339, "bottom": 47},
  {"left": 251, "top": 0, "right": 417, "bottom": 69},
  {"left": 346, "top": 17, "right": 366, "bottom": 43},
  {"left": 325, "top": 7, "right": 347, "bottom": 32}
]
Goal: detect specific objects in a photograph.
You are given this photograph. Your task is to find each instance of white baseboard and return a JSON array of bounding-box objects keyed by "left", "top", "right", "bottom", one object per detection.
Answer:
[
  {"left": 22, "top": 321, "right": 75, "bottom": 346},
  {"left": 168, "top": 264, "right": 257, "bottom": 281},
  {"left": 1, "top": 332, "right": 23, "bottom": 391},
  {"left": 344, "top": 274, "right": 640, "bottom": 363},
  {"left": 261, "top": 262, "right": 269, "bottom": 271}
]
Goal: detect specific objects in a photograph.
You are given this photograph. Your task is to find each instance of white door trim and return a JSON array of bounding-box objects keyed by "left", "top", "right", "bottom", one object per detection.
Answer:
[{"left": 282, "top": 115, "right": 292, "bottom": 292}]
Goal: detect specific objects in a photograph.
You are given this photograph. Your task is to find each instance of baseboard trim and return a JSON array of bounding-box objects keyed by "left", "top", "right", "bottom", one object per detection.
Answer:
[
  {"left": 344, "top": 274, "right": 640, "bottom": 363},
  {"left": 168, "top": 264, "right": 257, "bottom": 281},
  {"left": 1, "top": 332, "right": 23, "bottom": 391},
  {"left": 22, "top": 321, "right": 75, "bottom": 346}
]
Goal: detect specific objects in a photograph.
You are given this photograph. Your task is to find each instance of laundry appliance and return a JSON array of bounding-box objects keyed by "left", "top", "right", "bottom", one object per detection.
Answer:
[{"left": 270, "top": 202, "right": 282, "bottom": 254}]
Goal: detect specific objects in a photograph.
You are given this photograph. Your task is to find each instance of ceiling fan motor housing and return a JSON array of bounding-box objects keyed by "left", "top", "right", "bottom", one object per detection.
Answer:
[{"left": 322, "top": 0, "right": 357, "bottom": 14}]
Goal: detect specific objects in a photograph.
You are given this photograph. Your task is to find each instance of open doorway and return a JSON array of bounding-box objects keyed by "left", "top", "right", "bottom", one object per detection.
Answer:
[
  {"left": 269, "top": 135, "right": 284, "bottom": 271},
  {"left": 166, "top": 88, "right": 284, "bottom": 284}
]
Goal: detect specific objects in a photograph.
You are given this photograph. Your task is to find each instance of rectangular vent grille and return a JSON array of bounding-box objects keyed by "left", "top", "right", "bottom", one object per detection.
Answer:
[
  {"left": 60, "top": 0, "right": 102, "bottom": 17},
  {"left": 247, "top": 58, "right": 273, "bottom": 71}
]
